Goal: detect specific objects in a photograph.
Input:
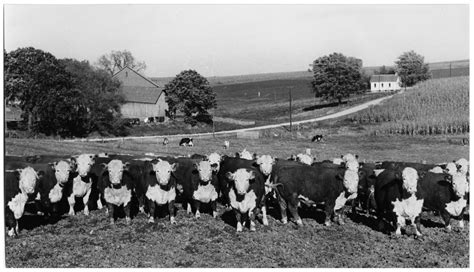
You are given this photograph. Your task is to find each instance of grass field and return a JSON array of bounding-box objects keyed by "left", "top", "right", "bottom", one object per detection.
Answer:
[
  {"left": 4, "top": 133, "right": 470, "bottom": 268},
  {"left": 351, "top": 77, "right": 469, "bottom": 136}
]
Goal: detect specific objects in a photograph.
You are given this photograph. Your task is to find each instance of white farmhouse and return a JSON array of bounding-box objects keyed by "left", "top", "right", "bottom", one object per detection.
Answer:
[{"left": 370, "top": 74, "right": 401, "bottom": 92}]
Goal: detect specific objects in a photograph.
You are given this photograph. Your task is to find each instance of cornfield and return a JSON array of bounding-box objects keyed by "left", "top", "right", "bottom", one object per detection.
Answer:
[{"left": 352, "top": 76, "right": 469, "bottom": 135}]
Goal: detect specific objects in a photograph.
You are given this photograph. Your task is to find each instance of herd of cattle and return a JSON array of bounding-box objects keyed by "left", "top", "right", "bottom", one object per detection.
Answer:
[{"left": 4, "top": 148, "right": 469, "bottom": 238}]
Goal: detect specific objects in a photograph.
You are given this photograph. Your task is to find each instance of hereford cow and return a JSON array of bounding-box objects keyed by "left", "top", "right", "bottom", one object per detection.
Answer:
[
  {"left": 225, "top": 168, "right": 266, "bottom": 232},
  {"left": 374, "top": 167, "right": 424, "bottom": 237},
  {"left": 5, "top": 167, "right": 42, "bottom": 236},
  {"left": 66, "top": 154, "right": 95, "bottom": 216},
  {"left": 99, "top": 159, "right": 135, "bottom": 224},
  {"left": 269, "top": 164, "right": 359, "bottom": 226},
  {"left": 179, "top": 138, "right": 194, "bottom": 147}
]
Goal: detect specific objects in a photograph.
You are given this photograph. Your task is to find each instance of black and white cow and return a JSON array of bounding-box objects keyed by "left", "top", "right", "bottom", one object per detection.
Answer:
[
  {"left": 269, "top": 164, "right": 359, "bottom": 226},
  {"left": 142, "top": 158, "right": 179, "bottom": 224},
  {"left": 417, "top": 171, "right": 469, "bottom": 231},
  {"left": 99, "top": 159, "right": 135, "bottom": 224},
  {"left": 66, "top": 154, "right": 96, "bottom": 216},
  {"left": 5, "top": 167, "right": 42, "bottom": 236},
  {"left": 311, "top": 135, "right": 323, "bottom": 142},
  {"left": 225, "top": 168, "right": 266, "bottom": 232},
  {"left": 179, "top": 138, "right": 194, "bottom": 147},
  {"left": 374, "top": 167, "right": 424, "bottom": 237}
]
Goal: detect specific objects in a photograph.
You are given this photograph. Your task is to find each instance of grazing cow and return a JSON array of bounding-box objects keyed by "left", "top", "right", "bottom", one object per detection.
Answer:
[
  {"left": 224, "top": 140, "right": 230, "bottom": 149},
  {"left": 66, "top": 154, "right": 95, "bottom": 216},
  {"left": 179, "top": 137, "right": 194, "bottom": 147},
  {"left": 179, "top": 159, "right": 219, "bottom": 219},
  {"left": 269, "top": 164, "right": 359, "bottom": 226},
  {"left": 236, "top": 149, "right": 254, "bottom": 160},
  {"left": 5, "top": 167, "right": 42, "bottom": 236},
  {"left": 417, "top": 171, "right": 468, "bottom": 231},
  {"left": 143, "top": 159, "right": 178, "bottom": 224},
  {"left": 163, "top": 137, "right": 169, "bottom": 146},
  {"left": 225, "top": 168, "right": 265, "bottom": 232},
  {"left": 99, "top": 160, "right": 134, "bottom": 224},
  {"left": 311, "top": 135, "right": 323, "bottom": 142},
  {"left": 374, "top": 167, "right": 424, "bottom": 237}
]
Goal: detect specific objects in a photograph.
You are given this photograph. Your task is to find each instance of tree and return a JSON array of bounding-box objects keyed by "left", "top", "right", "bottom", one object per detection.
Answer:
[
  {"left": 374, "top": 65, "right": 396, "bottom": 75},
  {"left": 395, "top": 50, "right": 431, "bottom": 87},
  {"left": 163, "top": 70, "right": 216, "bottom": 125},
  {"left": 96, "top": 50, "right": 146, "bottom": 75},
  {"left": 60, "top": 59, "right": 126, "bottom": 136},
  {"left": 311, "top": 52, "right": 364, "bottom": 104},
  {"left": 4, "top": 47, "right": 72, "bottom": 131}
]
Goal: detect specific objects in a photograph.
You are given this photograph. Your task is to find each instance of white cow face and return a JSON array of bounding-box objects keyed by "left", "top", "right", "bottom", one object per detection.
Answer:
[
  {"left": 342, "top": 153, "right": 358, "bottom": 163},
  {"left": 207, "top": 152, "right": 222, "bottom": 172},
  {"left": 296, "top": 154, "right": 313, "bottom": 165},
  {"left": 402, "top": 167, "right": 419, "bottom": 194},
  {"left": 451, "top": 172, "right": 468, "bottom": 198},
  {"left": 196, "top": 160, "right": 213, "bottom": 183},
  {"left": 345, "top": 159, "right": 360, "bottom": 172},
  {"left": 227, "top": 169, "right": 255, "bottom": 195},
  {"left": 445, "top": 162, "right": 458, "bottom": 175},
  {"left": 52, "top": 160, "right": 73, "bottom": 185},
  {"left": 105, "top": 160, "right": 127, "bottom": 185},
  {"left": 343, "top": 169, "right": 359, "bottom": 194},
  {"left": 18, "top": 166, "right": 39, "bottom": 195},
  {"left": 256, "top": 155, "right": 275, "bottom": 176},
  {"left": 456, "top": 158, "right": 469, "bottom": 175},
  {"left": 152, "top": 159, "right": 177, "bottom": 186},
  {"left": 76, "top": 154, "right": 95, "bottom": 177},
  {"left": 239, "top": 149, "right": 253, "bottom": 160}
]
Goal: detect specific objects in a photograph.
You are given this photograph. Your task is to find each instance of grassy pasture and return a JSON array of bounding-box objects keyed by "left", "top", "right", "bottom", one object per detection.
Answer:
[
  {"left": 351, "top": 77, "right": 469, "bottom": 136},
  {"left": 4, "top": 134, "right": 469, "bottom": 268}
]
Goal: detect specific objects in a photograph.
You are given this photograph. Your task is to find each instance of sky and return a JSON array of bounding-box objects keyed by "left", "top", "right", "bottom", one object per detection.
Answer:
[{"left": 4, "top": 4, "right": 469, "bottom": 77}]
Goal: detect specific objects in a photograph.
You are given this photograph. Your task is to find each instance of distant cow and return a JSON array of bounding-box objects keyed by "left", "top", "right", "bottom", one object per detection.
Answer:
[
  {"left": 179, "top": 138, "right": 194, "bottom": 147},
  {"left": 225, "top": 168, "right": 266, "bottom": 232},
  {"left": 224, "top": 141, "right": 230, "bottom": 149},
  {"left": 374, "top": 167, "right": 424, "bottom": 237},
  {"left": 162, "top": 137, "right": 169, "bottom": 146},
  {"left": 311, "top": 135, "right": 323, "bottom": 142}
]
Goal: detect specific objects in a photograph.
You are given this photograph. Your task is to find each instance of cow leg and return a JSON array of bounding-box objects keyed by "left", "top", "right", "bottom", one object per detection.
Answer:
[
  {"left": 395, "top": 216, "right": 405, "bottom": 236},
  {"left": 277, "top": 193, "right": 288, "bottom": 224},
  {"left": 67, "top": 194, "right": 76, "bottom": 216},
  {"left": 235, "top": 209, "right": 243, "bottom": 232},
  {"left": 249, "top": 210, "right": 256, "bottom": 232},
  {"left": 440, "top": 210, "right": 452, "bottom": 232},
  {"left": 194, "top": 200, "right": 201, "bottom": 219},
  {"left": 211, "top": 200, "right": 218, "bottom": 218},
  {"left": 288, "top": 201, "right": 302, "bottom": 226},
  {"left": 261, "top": 204, "right": 269, "bottom": 226},
  {"left": 137, "top": 194, "right": 145, "bottom": 214},
  {"left": 83, "top": 188, "right": 92, "bottom": 216},
  {"left": 413, "top": 216, "right": 422, "bottom": 237},
  {"left": 5, "top": 210, "right": 17, "bottom": 237},
  {"left": 108, "top": 204, "right": 115, "bottom": 225},
  {"left": 168, "top": 200, "right": 176, "bottom": 224},
  {"left": 148, "top": 199, "right": 156, "bottom": 223},
  {"left": 186, "top": 202, "right": 192, "bottom": 215},
  {"left": 124, "top": 204, "right": 131, "bottom": 225}
]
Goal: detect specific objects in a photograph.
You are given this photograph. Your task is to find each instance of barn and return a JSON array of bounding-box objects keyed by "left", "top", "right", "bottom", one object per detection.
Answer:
[
  {"left": 370, "top": 74, "right": 401, "bottom": 92},
  {"left": 113, "top": 66, "right": 168, "bottom": 122}
]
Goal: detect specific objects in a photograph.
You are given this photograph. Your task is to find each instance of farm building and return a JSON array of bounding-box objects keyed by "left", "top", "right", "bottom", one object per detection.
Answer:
[
  {"left": 113, "top": 66, "right": 168, "bottom": 122},
  {"left": 370, "top": 74, "right": 401, "bottom": 92}
]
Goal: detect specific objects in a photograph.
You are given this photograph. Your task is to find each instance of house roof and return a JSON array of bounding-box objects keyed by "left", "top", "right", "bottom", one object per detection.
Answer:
[
  {"left": 5, "top": 106, "right": 22, "bottom": 121},
  {"left": 370, "top": 74, "right": 399, "bottom": 82},
  {"left": 121, "top": 86, "right": 164, "bottom": 104},
  {"left": 113, "top": 66, "right": 166, "bottom": 104}
]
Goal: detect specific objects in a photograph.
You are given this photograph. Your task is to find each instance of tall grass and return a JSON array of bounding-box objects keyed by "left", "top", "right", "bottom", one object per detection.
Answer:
[{"left": 352, "top": 76, "right": 469, "bottom": 135}]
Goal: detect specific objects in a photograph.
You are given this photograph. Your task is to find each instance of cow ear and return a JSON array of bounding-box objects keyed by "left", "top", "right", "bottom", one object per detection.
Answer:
[
  {"left": 340, "top": 155, "right": 344, "bottom": 159},
  {"left": 37, "top": 170, "right": 45, "bottom": 179},
  {"left": 235, "top": 152, "right": 240, "bottom": 158},
  {"left": 226, "top": 172, "right": 234, "bottom": 180},
  {"left": 193, "top": 163, "right": 199, "bottom": 170},
  {"left": 123, "top": 162, "right": 130, "bottom": 171},
  {"left": 355, "top": 155, "right": 359, "bottom": 160},
  {"left": 253, "top": 153, "right": 258, "bottom": 160},
  {"left": 171, "top": 163, "right": 178, "bottom": 172},
  {"left": 14, "top": 169, "right": 22, "bottom": 179},
  {"left": 439, "top": 174, "right": 452, "bottom": 186},
  {"left": 101, "top": 163, "right": 108, "bottom": 170},
  {"left": 49, "top": 162, "right": 56, "bottom": 170},
  {"left": 418, "top": 171, "right": 426, "bottom": 180},
  {"left": 358, "top": 170, "right": 366, "bottom": 179}
]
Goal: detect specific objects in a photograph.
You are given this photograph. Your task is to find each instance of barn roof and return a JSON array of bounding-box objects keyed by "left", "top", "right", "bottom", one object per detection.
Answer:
[
  {"left": 121, "top": 86, "right": 164, "bottom": 104},
  {"left": 370, "top": 74, "right": 399, "bottom": 82}
]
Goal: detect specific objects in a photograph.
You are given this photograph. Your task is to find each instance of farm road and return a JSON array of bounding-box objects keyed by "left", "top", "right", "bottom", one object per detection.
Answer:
[{"left": 65, "top": 94, "right": 394, "bottom": 142}]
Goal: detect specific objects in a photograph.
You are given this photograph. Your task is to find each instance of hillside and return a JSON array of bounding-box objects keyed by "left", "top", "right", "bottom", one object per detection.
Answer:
[{"left": 150, "top": 59, "right": 469, "bottom": 87}]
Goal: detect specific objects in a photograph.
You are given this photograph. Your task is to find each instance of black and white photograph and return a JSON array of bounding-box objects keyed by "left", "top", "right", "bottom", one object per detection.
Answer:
[{"left": 2, "top": 1, "right": 471, "bottom": 268}]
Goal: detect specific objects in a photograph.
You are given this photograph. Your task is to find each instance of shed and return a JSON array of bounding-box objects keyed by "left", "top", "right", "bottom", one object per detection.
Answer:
[{"left": 370, "top": 74, "right": 401, "bottom": 92}]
